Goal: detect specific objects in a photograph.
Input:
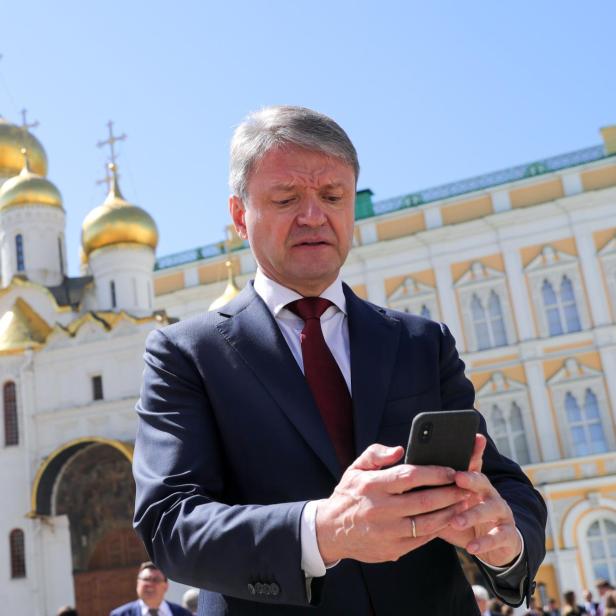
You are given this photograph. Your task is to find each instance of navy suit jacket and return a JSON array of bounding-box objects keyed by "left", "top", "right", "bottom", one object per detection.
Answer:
[
  {"left": 109, "top": 599, "right": 192, "bottom": 616},
  {"left": 133, "top": 283, "right": 546, "bottom": 615}
]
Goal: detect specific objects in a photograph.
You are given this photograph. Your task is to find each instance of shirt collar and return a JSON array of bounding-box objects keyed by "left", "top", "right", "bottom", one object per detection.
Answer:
[
  {"left": 253, "top": 268, "right": 347, "bottom": 317},
  {"left": 138, "top": 599, "right": 169, "bottom": 615}
]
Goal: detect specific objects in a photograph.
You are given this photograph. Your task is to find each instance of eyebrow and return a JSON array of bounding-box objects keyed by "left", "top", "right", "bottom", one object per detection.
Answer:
[{"left": 269, "top": 181, "right": 346, "bottom": 191}]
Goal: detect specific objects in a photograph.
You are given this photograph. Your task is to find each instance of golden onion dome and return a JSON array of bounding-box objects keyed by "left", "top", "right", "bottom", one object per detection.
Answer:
[
  {"left": 81, "top": 165, "right": 158, "bottom": 257},
  {"left": 0, "top": 153, "right": 62, "bottom": 211},
  {"left": 209, "top": 261, "right": 241, "bottom": 311},
  {"left": 0, "top": 117, "right": 48, "bottom": 177}
]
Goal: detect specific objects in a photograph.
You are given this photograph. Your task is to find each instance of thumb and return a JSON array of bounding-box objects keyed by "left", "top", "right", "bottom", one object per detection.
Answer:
[{"left": 351, "top": 444, "right": 404, "bottom": 471}]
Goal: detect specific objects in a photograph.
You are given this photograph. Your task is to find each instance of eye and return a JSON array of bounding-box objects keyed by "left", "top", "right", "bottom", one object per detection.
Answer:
[
  {"left": 274, "top": 197, "right": 296, "bottom": 206},
  {"left": 323, "top": 194, "right": 343, "bottom": 203}
]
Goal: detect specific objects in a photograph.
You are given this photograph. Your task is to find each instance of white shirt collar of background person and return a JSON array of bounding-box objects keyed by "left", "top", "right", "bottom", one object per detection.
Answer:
[
  {"left": 253, "top": 268, "right": 347, "bottom": 317},
  {"left": 138, "top": 598, "right": 172, "bottom": 616}
]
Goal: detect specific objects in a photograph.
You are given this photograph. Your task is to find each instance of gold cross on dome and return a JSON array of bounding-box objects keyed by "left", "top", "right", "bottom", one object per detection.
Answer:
[
  {"left": 20, "top": 108, "right": 39, "bottom": 132},
  {"left": 96, "top": 120, "right": 126, "bottom": 167}
]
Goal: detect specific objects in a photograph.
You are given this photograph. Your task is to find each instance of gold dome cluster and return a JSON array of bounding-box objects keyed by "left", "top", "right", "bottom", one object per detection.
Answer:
[
  {"left": 0, "top": 117, "right": 47, "bottom": 177},
  {"left": 0, "top": 152, "right": 62, "bottom": 211},
  {"left": 81, "top": 165, "right": 158, "bottom": 257}
]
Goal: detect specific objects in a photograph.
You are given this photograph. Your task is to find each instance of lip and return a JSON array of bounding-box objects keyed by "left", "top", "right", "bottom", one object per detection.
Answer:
[{"left": 291, "top": 240, "right": 333, "bottom": 247}]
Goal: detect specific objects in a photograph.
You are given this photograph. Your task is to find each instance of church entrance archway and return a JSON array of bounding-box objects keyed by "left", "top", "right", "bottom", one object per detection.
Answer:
[{"left": 34, "top": 439, "right": 147, "bottom": 616}]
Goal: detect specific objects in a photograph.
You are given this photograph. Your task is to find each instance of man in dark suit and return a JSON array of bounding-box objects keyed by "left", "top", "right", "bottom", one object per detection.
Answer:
[
  {"left": 109, "top": 561, "right": 192, "bottom": 616},
  {"left": 133, "top": 105, "right": 546, "bottom": 615}
]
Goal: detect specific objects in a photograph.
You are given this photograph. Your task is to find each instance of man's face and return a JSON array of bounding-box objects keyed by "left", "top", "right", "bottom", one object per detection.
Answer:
[
  {"left": 230, "top": 145, "right": 356, "bottom": 296},
  {"left": 136, "top": 568, "right": 168, "bottom": 608}
]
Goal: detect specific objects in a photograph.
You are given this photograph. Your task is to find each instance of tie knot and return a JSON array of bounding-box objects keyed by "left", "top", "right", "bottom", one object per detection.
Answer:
[
  {"left": 287, "top": 297, "right": 333, "bottom": 321},
  {"left": 148, "top": 610, "right": 159, "bottom": 616}
]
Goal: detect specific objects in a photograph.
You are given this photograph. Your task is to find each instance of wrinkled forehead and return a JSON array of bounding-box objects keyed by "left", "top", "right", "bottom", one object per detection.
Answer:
[{"left": 247, "top": 145, "right": 356, "bottom": 191}]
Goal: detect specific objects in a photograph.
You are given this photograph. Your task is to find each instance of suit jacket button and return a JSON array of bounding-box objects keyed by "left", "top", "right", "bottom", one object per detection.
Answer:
[
  {"left": 255, "top": 582, "right": 264, "bottom": 594},
  {"left": 247, "top": 583, "right": 256, "bottom": 595},
  {"left": 271, "top": 583, "right": 280, "bottom": 596}
]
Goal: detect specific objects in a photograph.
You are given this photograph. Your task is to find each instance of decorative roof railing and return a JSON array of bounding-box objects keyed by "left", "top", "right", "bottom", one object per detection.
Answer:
[
  {"left": 370, "top": 145, "right": 605, "bottom": 217},
  {"left": 155, "top": 144, "right": 608, "bottom": 269}
]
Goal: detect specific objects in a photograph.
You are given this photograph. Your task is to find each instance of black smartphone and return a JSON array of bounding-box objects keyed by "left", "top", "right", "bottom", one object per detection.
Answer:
[{"left": 404, "top": 410, "right": 480, "bottom": 471}]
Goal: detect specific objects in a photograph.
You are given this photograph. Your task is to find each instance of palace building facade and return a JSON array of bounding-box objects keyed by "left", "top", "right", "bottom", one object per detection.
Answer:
[{"left": 1, "top": 114, "right": 616, "bottom": 614}]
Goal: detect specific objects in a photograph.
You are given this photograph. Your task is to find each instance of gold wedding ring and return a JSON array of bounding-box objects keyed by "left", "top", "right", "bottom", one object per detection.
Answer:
[{"left": 411, "top": 517, "right": 417, "bottom": 538}]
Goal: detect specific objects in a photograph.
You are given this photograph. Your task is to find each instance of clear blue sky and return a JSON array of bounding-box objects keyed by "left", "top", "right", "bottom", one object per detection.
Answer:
[{"left": 1, "top": 1, "right": 615, "bottom": 275}]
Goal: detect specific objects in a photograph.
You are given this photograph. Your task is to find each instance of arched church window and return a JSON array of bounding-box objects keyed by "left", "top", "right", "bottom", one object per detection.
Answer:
[
  {"left": 565, "top": 389, "right": 607, "bottom": 456},
  {"left": 15, "top": 234, "right": 25, "bottom": 272},
  {"left": 9, "top": 528, "right": 26, "bottom": 578},
  {"left": 58, "top": 236, "right": 64, "bottom": 275},
  {"left": 110, "top": 280, "right": 117, "bottom": 308},
  {"left": 587, "top": 519, "right": 616, "bottom": 583},
  {"left": 3, "top": 381, "right": 18, "bottom": 446}
]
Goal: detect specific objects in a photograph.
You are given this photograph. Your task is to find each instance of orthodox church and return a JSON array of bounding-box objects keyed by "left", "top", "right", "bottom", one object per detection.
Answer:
[{"left": 2, "top": 112, "right": 616, "bottom": 616}]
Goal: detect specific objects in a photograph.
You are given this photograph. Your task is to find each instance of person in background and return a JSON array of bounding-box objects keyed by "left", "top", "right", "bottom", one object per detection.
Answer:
[
  {"left": 582, "top": 589, "right": 600, "bottom": 616},
  {"left": 562, "top": 590, "right": 587, "bottom": 616},
  {"left": 182, "top": 588, "right": 199, "bottom": 615},
  {"left": 545, "top": 597, "right": 562, "bottom": 616},
  {"left": 473, "top": 585, "right": 490, "bottom": 615},
  {"left": 604, "top": 590, "right": 616, "bottom": 616},
  {"left": 109, "top": 561, "right": 192, "bottom": 616},
  {"left": 598, "top": 580, "right": 616, "bottom": 613},
  {"left": 56, "top": 608, "right": 78, "bottom": 616},
  {"left": 488, "top": 597, "right": 505, "bottom": 614}
]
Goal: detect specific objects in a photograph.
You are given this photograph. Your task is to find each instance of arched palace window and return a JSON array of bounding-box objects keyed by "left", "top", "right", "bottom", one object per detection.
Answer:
[
  {"left": 3, "top": 381, "right": 18, "bottom": 446},
  {"left": 470, "top": 291, "right": 507, "bottom": 350},
  {"left": 541, "top": 276, "right": 581, "bottom": 336},
  {"left": 565, "top": 389, "right": 607, "bottom": 456},
  {"left": 9, "top": 529, "right": 26, "bottom": 578},
  {"left": 488, "top": 402, "right": 530, "bottom": 465},
  {"left": 588, "top": 519, "right": 616, "bottom": 583}
]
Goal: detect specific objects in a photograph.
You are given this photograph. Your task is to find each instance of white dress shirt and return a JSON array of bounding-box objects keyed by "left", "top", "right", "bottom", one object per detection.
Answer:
[
  {"left": 252, "top": 268, "right": 524, "bottom": 583},
  {"left": 138, "top": 598, "right": 173, "bottom": 616}
]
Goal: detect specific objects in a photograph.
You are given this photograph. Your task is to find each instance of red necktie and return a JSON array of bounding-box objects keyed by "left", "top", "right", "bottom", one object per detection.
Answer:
[{"left": 287, "top": 297, "right": 355, "bottom": 468}]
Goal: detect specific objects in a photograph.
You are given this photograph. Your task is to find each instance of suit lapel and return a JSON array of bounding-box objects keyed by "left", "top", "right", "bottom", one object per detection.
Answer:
[
  {"left": 216, "top": 284, "right": 342, "bottom": 479},
  {"left": 344, "top": 285, "right": 402, "bottom": 455}
]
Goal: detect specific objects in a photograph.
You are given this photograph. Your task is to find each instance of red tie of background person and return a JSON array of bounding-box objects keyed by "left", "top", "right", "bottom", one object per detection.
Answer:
[{"left": 287, "top": 298, "right": 355, "bottom": 469}]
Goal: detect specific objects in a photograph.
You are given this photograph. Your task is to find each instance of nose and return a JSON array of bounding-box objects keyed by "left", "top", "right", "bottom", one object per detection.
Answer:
[{"left": 296, "top": 194, "right": 327, "bottom": 227}]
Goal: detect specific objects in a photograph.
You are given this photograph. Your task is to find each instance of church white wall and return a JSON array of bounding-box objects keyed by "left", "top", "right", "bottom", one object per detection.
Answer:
[
  {"left": 89, "top": 244, "right": 155, "bottom": 314},
  {"left": 0, "top": 205, "right": 67, "bottom": 287}
]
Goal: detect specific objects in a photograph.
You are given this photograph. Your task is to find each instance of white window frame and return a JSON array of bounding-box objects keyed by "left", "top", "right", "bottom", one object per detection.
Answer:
[
  {"left": 456, "top": 262, "right": 516, "bottom": 352},
  {"left": 599, "top": 236, "right": 616, "bottom": 320},
  {"left": 387, "top": 276, "right": 441, "bottom": 321},
  {"left": 548, "top": 358, "right": 614, "bottom": 457},
  {"left": 525, "top": 246, "right": 590, "bottom": 338},
  {"left": 476, "top": 372, "right": 539, "bottom": 465}
]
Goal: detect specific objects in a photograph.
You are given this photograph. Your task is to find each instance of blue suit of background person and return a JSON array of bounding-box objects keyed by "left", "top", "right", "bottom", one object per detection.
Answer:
[
  {"left": 132, "top": 280, "right": 547, "bottom": 616},
  {"left": 109, "top": 599, "right": 192, "bottom": 616}
]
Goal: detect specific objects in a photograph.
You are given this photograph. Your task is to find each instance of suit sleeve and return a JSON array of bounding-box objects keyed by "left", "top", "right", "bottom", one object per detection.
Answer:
[
  {"left": 132, "top": 328, "right": 310, "bottom": 606},
  {"left": 438, "top": 323, "right": 547, "bottom": 607}
]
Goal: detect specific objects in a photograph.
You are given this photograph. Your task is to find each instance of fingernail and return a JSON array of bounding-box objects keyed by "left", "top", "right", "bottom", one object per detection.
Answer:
[
  {"left": 454, "top": 515, "right": 466, "bottom": 526},
  {"left": 446, "top": 468, "right": 456, "bottom": 480},
  {"left": 463, "top": 491, "right": 471, "bottom": 499},
  {"left": 467, "top": 542, "right": 478, "bottom": 553}
]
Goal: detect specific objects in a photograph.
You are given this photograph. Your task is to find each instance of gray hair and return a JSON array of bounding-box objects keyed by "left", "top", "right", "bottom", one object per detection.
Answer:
[{"left": 229, "top": 105, "right": 359, "bottom": 200}]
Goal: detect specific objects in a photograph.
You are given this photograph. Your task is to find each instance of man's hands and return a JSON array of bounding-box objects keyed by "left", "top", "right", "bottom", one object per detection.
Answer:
[
  {"left": 315, "top": 444, "right": 470, "bottom": 564},
  {"left": 438, "top": 434, "right": 523, "bottom": 568},
  {"left": 315, "top": 438, "right": 523, "bottom": 568}
]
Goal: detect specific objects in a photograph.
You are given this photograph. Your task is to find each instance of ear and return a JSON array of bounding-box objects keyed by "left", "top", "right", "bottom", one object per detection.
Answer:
[{"left": 229, "top": 195, "right": 248, "bottom": 240}]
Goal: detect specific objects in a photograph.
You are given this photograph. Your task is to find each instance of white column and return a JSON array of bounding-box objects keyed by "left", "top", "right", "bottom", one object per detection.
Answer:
[
  {"left": 574, "top": 229, "right": 611, "bottom": 326},
  {"left": 424, "top": 207, "right": 442, "bottom": 230},
  {"left": 562, "top": 172, "right": 583, "bottom": 196},
  {"left": 40, "top": 515, "right": 75, "bottom": 615},
  {"left": 491, "top": 190, "right": 511, "bottom": 213},
  {"left": 433, "top": 261, "right": 464, "bottom": 349},
  {"left": 555, "top": 548, "right": 581, "bottom": 599},
  {"left": 524, "top": 360, "right": 560, "bottom": 461},
  {"left": 600, "top": 346, "right": 616, "bottom": 424},
  {"left": 503, "top": 248, "right": 536, "bottom": 340},
  {"left": 365, "top": 271, "right": 386, "bottom": 306}
]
